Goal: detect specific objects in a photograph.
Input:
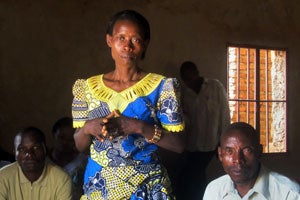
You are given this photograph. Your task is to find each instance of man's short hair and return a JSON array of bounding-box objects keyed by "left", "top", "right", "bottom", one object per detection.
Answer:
[
  {"left": 15, "top": 126, "right": 46, "bottom": 146},
  {"left": 51, "top": 117, "right": 73, "bottom": 137},
  {"left": 222, "top": 122, "right": 260, "bottom": 146}
]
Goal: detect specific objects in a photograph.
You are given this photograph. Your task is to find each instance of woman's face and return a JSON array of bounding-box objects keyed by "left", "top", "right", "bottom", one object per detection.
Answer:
[{"left": 106, "top": 19, "right": 148, "bottom": 66}]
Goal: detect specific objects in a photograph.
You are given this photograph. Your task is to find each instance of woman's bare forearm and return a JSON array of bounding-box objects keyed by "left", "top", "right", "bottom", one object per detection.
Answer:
[
  {"left": 74, "top": 128, "right": 91, "bottom": 153},
  {"left": 128, "top": 119, "right": 186, "bottom": 153}
]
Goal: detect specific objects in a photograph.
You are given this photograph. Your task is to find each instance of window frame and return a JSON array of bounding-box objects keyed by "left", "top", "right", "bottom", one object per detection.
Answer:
[{"left": 226, "top": 43, "right": 289, "bottom": 154}]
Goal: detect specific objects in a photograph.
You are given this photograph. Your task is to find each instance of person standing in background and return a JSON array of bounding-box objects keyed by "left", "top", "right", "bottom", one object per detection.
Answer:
[{"left": 178, "top": 61, "right": 230, "bottom": 200}]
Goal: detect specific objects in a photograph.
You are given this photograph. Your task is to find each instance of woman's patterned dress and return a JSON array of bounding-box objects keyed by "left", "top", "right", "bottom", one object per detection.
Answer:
[{"left": 72, "top": 73, "right": 184, "bottom": 200}]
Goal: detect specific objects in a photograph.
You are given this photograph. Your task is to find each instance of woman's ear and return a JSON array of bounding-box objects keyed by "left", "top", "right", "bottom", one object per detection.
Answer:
[
  {"left": 143, "top": 39, "right": 149, "bottom": 48},
  {"left": 141, "top": 40, "right": 149, "bottom": 59},
  {"left": 106, "top": 34, "right": 112, "bottom": 47},
  {"left": 143, "top": 40, "right": 149, "bottom": 52}
]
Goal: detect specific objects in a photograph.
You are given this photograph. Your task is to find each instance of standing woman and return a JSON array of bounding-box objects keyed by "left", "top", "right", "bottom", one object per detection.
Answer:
[{"left": 72, "top": 10, "right": 185, "bottom": 200}]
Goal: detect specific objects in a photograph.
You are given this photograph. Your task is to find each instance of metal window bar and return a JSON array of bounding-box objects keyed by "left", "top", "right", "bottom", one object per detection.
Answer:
[
  {"left": 237, "top": 48, "right": 240, "bottom": 122},
  {"left": 228, "top": 45, "right": 287, "bottom": 153},
  {"left": 265, "top": 50, "right": 270, "bottom": 152},
  {"left": 247, "top": 48, "right": 250, "bottom": 122},
  {"left": 255, "top": 48, "right": 260, "bottom": 143},
  {"left": 228, "top": 99, "right": 286, "bottom": 103}
]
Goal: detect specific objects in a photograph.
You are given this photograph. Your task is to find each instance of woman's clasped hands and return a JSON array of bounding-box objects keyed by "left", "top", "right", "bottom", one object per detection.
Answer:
[
  {"left": 82, "top": 110, "right": 140, "bottom": 142},
  {"left": 81, "top": 110, "right": 125, "bottom": 142},
  {"left": 100, "top": 109, "right": 124, "bottom": 141}
]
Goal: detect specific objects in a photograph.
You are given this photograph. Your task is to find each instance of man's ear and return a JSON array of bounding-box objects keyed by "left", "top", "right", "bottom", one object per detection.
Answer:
[
  {"left": 218, "top": 146, "right": 223, "bottom": 162},
  {"left": 106, "top": 34, "right": 112, "bottom": 47},
  {"left": 13, "top": 148, "right": 17, "bottom": 160},
  {"left": 42, "top": 143, "right": 48, "bottom": 155}
]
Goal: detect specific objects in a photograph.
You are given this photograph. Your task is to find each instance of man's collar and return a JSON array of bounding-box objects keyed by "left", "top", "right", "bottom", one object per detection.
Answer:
[
  {"left": 18, "top": 162, "right": 48, "bottom": 186},
  {"left": 222, "top": 165, "right": 269, "bottom": 199},
  {"left": 250, "top": 165, "right": 270, "bottom": 198},
  {"left": 222, "top": 177, "right": 236, "bottom": 198}
]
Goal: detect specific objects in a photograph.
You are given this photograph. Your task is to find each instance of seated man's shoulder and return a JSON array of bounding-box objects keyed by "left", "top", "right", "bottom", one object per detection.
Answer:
[
  {"left": 0, "top": 162, "right": 18, "bottom": 179},
  {"left": 207, "top": 174, "right": 232, "bottom": 187},
  {"left": 269, "top": 171, "right": 300, "bottom": 193},
  {"left": 206, "top": 174, "right": 232, "bottom": 193},
  {"left": 204, "top": 174, "right": 232, "bottom": 200},
  {"left": 46, "top": 161, "right": 71, "bottom": 180}
]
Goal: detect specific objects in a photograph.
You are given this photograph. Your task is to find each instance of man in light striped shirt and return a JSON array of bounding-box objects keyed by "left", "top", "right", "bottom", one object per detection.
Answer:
[{"left": 203, "top": 122, "right": 300, "bottom": 200}]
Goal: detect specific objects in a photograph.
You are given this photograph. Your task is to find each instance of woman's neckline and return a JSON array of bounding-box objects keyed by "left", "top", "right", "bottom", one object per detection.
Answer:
[{"left": 100, "top": 72, "right": 151, "bottom": 93}]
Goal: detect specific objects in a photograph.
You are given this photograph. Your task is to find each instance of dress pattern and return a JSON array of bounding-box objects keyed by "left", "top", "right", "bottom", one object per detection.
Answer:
[{"left": 72, "top": 73, "right": 184, "bottom": 200}]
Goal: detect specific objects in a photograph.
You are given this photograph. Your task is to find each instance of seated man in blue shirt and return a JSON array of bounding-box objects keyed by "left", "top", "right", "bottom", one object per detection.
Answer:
[{"left": 204, "top": 122, "right": 300, "bottom": 200}]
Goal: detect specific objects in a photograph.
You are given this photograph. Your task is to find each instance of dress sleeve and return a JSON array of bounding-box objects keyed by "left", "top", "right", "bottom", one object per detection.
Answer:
[
  {"left": 156, "top": 78, "right": 185, "bottom": 132},
  {"left": 72, "top": 79, "right": 89, "bottom": 128}
]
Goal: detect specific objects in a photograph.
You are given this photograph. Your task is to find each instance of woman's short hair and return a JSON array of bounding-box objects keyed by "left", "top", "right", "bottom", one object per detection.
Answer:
[{"left": 106, "top": 9, "right": 150, "bottom": 42}]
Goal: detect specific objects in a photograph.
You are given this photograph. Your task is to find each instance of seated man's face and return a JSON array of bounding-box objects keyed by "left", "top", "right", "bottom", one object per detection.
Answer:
[
  {"left": 15, "top": 132, "right": 46, "bottom": 173},
  {"left": 218, "top": 130, "right": 261, "bottom": 185}
]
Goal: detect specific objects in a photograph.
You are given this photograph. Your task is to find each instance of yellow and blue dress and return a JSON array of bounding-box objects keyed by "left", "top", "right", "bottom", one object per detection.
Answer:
[{"left": 72, "top": 73, "right": 184, "bottom": 200}]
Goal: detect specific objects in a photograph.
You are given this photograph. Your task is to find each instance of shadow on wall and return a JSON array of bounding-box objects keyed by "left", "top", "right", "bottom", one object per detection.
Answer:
[{"left": 206, "top": 155, "right": 225, "bottom": 182}]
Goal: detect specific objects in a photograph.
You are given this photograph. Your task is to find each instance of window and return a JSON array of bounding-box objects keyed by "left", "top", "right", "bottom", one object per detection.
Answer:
[{"left": 227, "top": 45, "right": 287, "bottom": 153}]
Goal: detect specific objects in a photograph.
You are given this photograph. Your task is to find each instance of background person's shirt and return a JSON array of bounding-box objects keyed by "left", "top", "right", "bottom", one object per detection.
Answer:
[
  {"left": 0, "top": 160, "right": 10, "bottom": 169},
  {"left": 182, "top": 78, "right": 230, "bottom": 152}
]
